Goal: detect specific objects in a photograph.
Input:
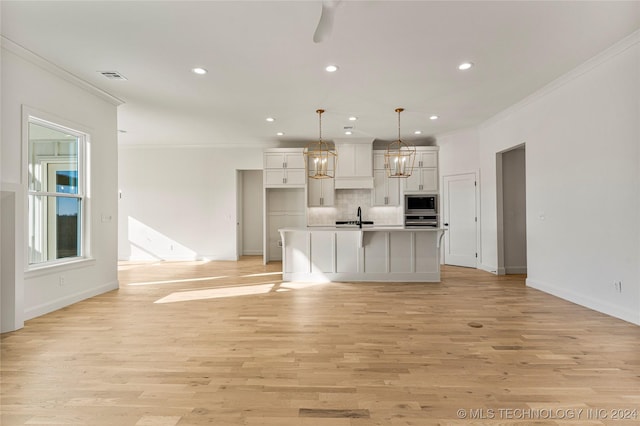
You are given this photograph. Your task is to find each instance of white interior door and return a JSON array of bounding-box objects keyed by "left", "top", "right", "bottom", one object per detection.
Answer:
[{"left": 442, "top": 173, "right": 477, "bottom": 268}]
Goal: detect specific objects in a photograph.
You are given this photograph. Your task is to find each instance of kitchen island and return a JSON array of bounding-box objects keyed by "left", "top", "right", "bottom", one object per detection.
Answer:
[{"left": 278, "top": 226, "right": 446, "bottom": 282}]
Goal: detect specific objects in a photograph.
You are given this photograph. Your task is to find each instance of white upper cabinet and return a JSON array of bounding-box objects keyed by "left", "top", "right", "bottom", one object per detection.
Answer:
[
  {"left": 372, "top": 151, "right": 400, "bottom": 206},
  {"left": 264, "top": 149, "right": 306, "bottom": 187},
  {"left": 307, "top": 156, "right": 335, "bottom": 207},
  {"left": 307, "top": 177, "right": 335, "bottom": 207},
  {"left": 334, "top": 138, "right": 374, "bottom": 189},
  {"left": 403, "top": 146, "right": 439, "bottom": 194}
]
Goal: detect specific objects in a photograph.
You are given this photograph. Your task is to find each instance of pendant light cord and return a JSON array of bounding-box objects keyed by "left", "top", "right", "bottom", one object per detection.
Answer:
[
  {"left": 395, "top": 107, "right": 404, "bottom": 141},
  {"left": 317, "top": 109, "right": 324, "bottom": 142}
]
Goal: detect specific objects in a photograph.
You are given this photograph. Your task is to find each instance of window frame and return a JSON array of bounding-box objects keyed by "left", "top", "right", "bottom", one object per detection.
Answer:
[{"left": 24, "top": 110, "right": 91, "bottom": 271}]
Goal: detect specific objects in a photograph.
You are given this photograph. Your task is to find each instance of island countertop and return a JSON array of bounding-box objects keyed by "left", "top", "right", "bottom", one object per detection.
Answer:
[
  {"left": 278, "top": 226, "right": 445, "bottom": 282},
  {"left": 279, "top": 226, "right": 445, "bottom": 232}
]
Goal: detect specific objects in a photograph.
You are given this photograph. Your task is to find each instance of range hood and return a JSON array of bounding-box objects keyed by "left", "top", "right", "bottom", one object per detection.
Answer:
[{"left": 334, "top": 138, "right": 374, "bottom": 189}]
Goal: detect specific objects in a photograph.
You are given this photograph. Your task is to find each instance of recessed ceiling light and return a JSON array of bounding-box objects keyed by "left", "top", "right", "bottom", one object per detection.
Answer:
[
  {"left": 276, "top": 132, "right": 284, "bottom": 136},
  {"left": 430, "top": 115, "right": 439, "bottom": 120},
  {"left": 458, "top": 62, "right": 473, "bottom": 71},
  {"left": 345, "top": 131, "right": 352, "bottom": 135},
  {"left": 191, "top": 67, "right": 208, "bottom": 75},
  {"left": 266, "top": 117, "right": 275, "bottom": 122},
  {"left": 414, "top": 130, "right": 422, "bottom": 135},
  {"left": 348, "top": 116, "right": 357, "bottom": 121},
  {"left": 325, "top": 64, "right": 339, "bottom": 73}
]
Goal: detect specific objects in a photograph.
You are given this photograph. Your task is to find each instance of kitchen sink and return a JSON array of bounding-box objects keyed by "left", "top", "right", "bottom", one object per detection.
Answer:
[{"left": 335, "top": 220, "right": 374, "bottom": 228}]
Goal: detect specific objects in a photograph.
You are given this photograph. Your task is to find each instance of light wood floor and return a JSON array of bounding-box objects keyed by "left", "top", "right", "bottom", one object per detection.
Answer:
[{"left": 2, "top": 257, "right": 639, "bottom": 425}]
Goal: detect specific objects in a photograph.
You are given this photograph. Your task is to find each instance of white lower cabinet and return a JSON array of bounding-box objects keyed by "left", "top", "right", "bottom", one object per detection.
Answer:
[
  {"left": 279, "top": 228, "right": 444, "bottom": 282},
  {"left": 336, "top": 232, "right": 359, "bottom": 273}
]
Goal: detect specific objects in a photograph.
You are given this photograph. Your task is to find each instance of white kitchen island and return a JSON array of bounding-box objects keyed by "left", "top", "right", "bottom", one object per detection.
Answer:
[{"left": 278, "top": 227, "right": 446, "bottom": 282}]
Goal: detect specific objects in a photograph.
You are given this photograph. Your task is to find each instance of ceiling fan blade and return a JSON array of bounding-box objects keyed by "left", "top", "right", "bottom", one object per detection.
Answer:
[{"left": 313, "top": 0, "right": 339, "bottom": 43}]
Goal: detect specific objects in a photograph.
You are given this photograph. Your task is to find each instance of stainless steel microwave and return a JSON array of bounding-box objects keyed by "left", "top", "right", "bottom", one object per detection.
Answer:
[{"left": 404, "top": 194, "right": 438, "bottom": 214}]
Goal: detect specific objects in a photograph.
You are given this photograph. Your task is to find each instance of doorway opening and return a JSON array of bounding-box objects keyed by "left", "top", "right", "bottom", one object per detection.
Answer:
[
  {"left": 496, "top": 144, "right": 527, "bottom": 275},
  {"left": 236, "top": 170, "right": 263, "bottom": 259}
]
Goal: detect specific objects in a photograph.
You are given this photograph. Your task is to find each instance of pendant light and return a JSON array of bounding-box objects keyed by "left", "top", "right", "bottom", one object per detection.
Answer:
[
  {"left": 304, "top": 109, "right": 337, "bottom": 179},
  {"left": 384, "top": 108, "right": 416, "bottom": 178}
]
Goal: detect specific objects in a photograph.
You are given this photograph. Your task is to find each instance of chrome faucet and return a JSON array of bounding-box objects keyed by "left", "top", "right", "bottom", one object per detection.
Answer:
[{"left": 357, "top": 206, "right": 362, "bottom": 229}]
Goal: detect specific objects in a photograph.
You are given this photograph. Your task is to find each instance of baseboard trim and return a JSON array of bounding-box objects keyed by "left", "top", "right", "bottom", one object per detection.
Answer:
[
  {"left": 479, "top": 263, "right": 499, "bottom": 275},
  {"left": 24, "top": 280, "right": 119, "bottom": 321},
  {"left": 526, "top": 278, "right": 639, "bottom": 326},
  {"left": 242, "top": 250, "right": 263, "bottom": 256},
  {"left": 505, "top": 266, "right": 527, "bottom": 274}
]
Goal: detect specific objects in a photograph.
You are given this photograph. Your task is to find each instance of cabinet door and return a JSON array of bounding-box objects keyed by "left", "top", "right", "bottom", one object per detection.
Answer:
[
  {"left": 309, "top": 178, "right": 334, "bottom": 206},
  {"left": 264, "top": 169, "right": 285, "bottom": 186},
  {"left": 373, "top": 151, "right": 388, "bottom": 170},
  {"left": 372, "top": 170, "right": 401, "bottom": 206},
  {"left": 372, "top": 169, "right": 388, "bottom": 206},
  {"left": 421, "top": 168, "right": 438, "bottom": 192},
  {"left": 387, "top": 177, "right": 400, "bottom": 205},
  {"left": 417, "top": 151, "right": 438, "bottom": 168},
  {"left": 265, "top": 153, "right": 285, "bottom": 169},
  {"left": 322, "top": 178, "right": 335, "bottom": 206},
  {"left": 285, "top": 152, "right": 306, "bottom": 169},
  {"left": 307, "top": 178, "right": 322, "bottom": 206},
  {"left": 403, "top": 171, "right": 422, "bottom": 193},
  {"left": 285, "top": 169, "right": 306, "bottom": 186}
]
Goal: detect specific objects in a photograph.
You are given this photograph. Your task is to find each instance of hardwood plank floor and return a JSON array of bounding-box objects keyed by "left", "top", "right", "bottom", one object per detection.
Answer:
[{"left": 2, "top": 257, "right": 639, "bottom": 425}]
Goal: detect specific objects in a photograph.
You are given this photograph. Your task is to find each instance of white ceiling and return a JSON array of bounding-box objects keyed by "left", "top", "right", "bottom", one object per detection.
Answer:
[{"left": 2, "top": 1, "right": 639, "bottom": 147}]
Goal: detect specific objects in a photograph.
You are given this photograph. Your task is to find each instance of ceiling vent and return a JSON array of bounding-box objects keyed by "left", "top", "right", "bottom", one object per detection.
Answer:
[{"left": 99, "top": 71, "right": 127, "bottom": 81}]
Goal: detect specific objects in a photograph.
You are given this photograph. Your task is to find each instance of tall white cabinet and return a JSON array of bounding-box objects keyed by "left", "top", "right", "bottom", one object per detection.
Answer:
[{"left": 263, "top": 149, "right": 306, "bottom": 263}]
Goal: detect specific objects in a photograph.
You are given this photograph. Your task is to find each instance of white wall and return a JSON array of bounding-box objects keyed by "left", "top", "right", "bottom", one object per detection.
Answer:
[
  {"left": 477, "top": 32, "right": 640, "bottom": 324},
  {"left": 1, "top": 40, "right": 120, "bottom": 330},
  {"left": 437, "top": 128, "right": 480, "bottom": 178},
  {"left": 118, "top": 146, "right": 263, "bottom": 261}
]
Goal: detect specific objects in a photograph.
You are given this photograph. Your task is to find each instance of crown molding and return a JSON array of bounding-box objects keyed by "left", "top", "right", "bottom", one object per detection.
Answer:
[
  {"left": 118, "top": 143, "right": 278, "bottom": 150},
  {"left": 481, "top": 29, "right": 640, "bottom": 129},
  {"left": 1, "top": 36, "right": 125, "bottom": 107}
]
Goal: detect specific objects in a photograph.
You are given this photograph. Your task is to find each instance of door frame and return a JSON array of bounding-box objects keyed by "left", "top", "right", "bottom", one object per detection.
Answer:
[
  {"left": 496, "top": 144, "right": 527, "bottom": 275},
  {"left": 441, "top": 170, "right": 480, "bottom": 268}
]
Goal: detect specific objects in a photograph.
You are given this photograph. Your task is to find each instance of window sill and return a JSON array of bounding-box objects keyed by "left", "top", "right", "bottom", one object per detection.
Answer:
[{"left": 25, "top": 257, "right": 97, "bottom": 278}]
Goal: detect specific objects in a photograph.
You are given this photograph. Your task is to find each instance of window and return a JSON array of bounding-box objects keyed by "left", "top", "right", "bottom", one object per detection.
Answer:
[{"left": 27, "top": 117, "right": 87, "bottom": 266}]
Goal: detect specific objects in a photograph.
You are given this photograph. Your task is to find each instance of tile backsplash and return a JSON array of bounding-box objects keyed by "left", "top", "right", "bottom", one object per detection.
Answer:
[{"left": 307, "top": 189, "right": 403, "bottom": 226}]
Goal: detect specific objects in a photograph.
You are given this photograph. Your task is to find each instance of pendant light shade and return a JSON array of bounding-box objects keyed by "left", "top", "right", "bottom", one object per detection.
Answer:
[
  {"left": 304, "top": 109, "right": 337, "bottom": 179},
  {"left": 384, "top": 108, "right": 416, "bottom": 178}
]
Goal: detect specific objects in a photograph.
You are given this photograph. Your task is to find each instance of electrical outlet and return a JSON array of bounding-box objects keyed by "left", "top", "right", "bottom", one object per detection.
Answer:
[{"left": 59, "top": 276, "right": 65, "bottom": 287}]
